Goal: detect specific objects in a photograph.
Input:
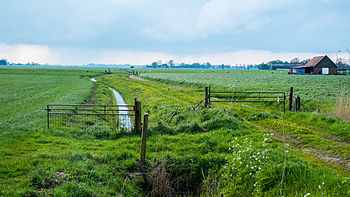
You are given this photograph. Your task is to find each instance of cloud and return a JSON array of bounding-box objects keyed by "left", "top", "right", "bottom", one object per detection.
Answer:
[
  {"left": 0, "top": 43, "right": 59, "bottom": 64},
  {"left": 139, "top": 0, "right": 295, "bottom": 41},
  {"left": 2, "top": 42, "right": 343, "bottom": 66}
]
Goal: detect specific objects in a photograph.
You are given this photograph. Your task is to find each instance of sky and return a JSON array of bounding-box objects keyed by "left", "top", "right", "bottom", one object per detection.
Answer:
[{"left": 0, "top": 0, "right": 349, "bottom": 65}]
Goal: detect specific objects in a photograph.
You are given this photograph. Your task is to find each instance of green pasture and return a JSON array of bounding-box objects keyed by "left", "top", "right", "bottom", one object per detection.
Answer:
[
  {"left": 140, "top": 70, "right": 350, "bottom": 111},
  {"left": 101, "top": 74, "right": 350, "bottom": 196},
  {"left": 0, "top": 67, "right": 349, "bottom": 196}
]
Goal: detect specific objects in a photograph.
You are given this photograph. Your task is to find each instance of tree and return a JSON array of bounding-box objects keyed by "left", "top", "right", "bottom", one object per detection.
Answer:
[
  {"left": 291, "top": 58, "right": 300, "bottom": 63},
  {"left": 0, "top": 59, "right": 8, "bottom": 65},
  {"left": 168, "top": 60, "right": 174, "bottom": 67},
  {"left": 151, "top": 62, "right": 158, "bottom": 68},
  {"left": 258, "top": 63, "right": 270, "bottom": 70}
]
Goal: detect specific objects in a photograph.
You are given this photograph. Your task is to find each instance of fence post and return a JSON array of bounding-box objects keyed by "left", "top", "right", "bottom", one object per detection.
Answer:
[
  {"left": 289, "top": 87, "right": 293, "bottom": 111},
  {"left": 283, "top": 93, "right": 286, "bottom": 113},
  {"left": 140, "top": 113, "right": 148, "bottom": 164},
  {"left": 205, "top": 86, "right": 209, "bottom": 108},
  {"left": 47, "top": 105, "right": 50, "bottom": 129},
  {"left": 134, "top": 98, "right": 142, "bottom": 133},
  {"left": 208, "top": 86, "right": 211, "bottom": 107},
  {"left": 297, "top": 96, "right": 301, "bottom": 111}
]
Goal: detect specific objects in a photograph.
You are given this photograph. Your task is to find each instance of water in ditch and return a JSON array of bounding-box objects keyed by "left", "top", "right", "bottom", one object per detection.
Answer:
[
  {"left": 109, "top": 88, "right": 132, "bottom": 131},
  {"left": 91, "top": 78, "right": 132, "bottom": 131}
]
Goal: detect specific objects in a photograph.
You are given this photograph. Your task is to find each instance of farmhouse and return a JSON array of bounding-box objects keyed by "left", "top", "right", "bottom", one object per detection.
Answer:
[{"left": 290, "top": 55, "right": 338, "bottom": 74}]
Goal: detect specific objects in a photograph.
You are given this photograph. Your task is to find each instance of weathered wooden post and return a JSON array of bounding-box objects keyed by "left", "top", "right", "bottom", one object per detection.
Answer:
[
  {"left": 289, "top": 87, "right": 293, "bottom": 111},
  {"left": 208, "top": 86, "right": 211, "bottom": 107},
  {"left": 297, "top": 96, "right": 301, "bottom": 111},
  {"left": 47, "top": 105, "right": 50, "bottom": 129},
  {"left": 140, "top": 113, "right": 148, "bottom": 164},
  {"left": 283, "top": 93, "right": 286, "bottom": 113},
  {"left": 205, "top": 86, "right": 209, "bottom": 108},
  {"left": 134, "top": 98, "right": 142, "bottom": 133}
]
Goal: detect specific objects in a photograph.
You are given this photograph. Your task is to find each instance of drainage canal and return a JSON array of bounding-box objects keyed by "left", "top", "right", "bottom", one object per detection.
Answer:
[{"left": 91, "top": 78, "right": 132, "bottom": 130}]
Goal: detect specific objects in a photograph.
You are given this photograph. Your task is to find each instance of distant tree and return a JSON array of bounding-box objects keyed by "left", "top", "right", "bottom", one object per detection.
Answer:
[
  {"left": 205, "top": 62, "right": 211, "bottom": 68},
  {"left": 0, "top": 59, "right": 8, "bottom": 65},
  {"left": 290, "top": 58, "right": 300, "bottom": 63},
  {"left": 130, "top": 66, "right": 134, "bottom": 69},
  {"left": 300, "top": 58, "right": 311, "bottom": 65},
  {"left": 268, "top": 60, "right": 284, "bottom": 64},
  {"left": 151, "top": 62, "right": 158, "bottom": 68},
  {"left": 258, "top": 63, "right": 270, "bottom": 70},
  {"left": 168, "top": 60, "right": 174, "bottom": 67}
]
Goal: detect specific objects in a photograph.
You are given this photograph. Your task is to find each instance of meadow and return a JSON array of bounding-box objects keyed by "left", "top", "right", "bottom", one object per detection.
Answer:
[
  {"left": 101, "top": 73, "right": 350, "bottom": 196},
  {"left": 0, "top": 67, "right": 349, "bottom": 196},
  {"left": 140, "top": 70, "right": 350, "bottom": 111}
]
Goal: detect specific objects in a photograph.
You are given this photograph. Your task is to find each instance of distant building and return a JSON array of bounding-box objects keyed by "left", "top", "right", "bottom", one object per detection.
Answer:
[{"left": 290, "top": 55, "right": 337, "bottom": 75}]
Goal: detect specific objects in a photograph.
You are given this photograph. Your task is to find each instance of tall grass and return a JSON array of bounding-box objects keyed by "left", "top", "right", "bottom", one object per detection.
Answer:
[{"left": 336, "top": 93, "right": 350, "bottom": 120}]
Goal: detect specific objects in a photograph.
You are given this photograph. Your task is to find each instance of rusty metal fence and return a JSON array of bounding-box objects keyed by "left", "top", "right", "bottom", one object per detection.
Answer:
[{"left": 45, "top": 101, "right": 141, "bottom": 131}]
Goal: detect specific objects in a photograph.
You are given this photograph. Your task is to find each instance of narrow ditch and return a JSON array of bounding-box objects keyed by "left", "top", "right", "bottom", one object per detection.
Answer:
[{"left": 91, "top": 78, "right": 132, "bottom": 130}]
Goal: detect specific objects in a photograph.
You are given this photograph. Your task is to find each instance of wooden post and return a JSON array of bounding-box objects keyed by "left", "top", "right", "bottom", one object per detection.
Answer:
[
  {"left": 208, "top": 86, "right": 211, "bottom": 107},
  {"left": 205, "top": 86, "right": 209, "bottom": 108},
  {"left": 47, "top": 105, "right": 50, "bottom": 129},
  {"left": 134, "top": 98, "right": 142, "bottom": 133},
  {"left": 140, "top": 113, "right": 148, "bottom": 164},
  {"left": 289, "top": 87, "right": 293, "bottom": 111},
  {"left": 297, "top": 96, "right": 301, "bottom": 111},
  {"left": 294, "top": 97, "right": 297, "bottom": 112},
  {"left": 283, "top": 93, "right": 286, "bottom": 113}
]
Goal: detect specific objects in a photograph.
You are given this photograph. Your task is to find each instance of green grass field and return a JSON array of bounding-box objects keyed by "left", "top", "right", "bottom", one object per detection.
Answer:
[
  {"left": 140, "top": 70, "right": 350, "bottom": 111},
  {"left": 0, "top": 67, "right": 349, "bottom": 196}
]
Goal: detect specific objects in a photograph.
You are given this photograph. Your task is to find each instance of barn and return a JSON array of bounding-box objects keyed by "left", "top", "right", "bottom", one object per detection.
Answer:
[{"left": 290, "top": 55, "right": 338, "bottom": 75}]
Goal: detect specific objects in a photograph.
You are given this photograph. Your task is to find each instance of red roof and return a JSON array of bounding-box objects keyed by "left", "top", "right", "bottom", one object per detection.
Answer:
[{"left": 293, "top": 56, "right": 325, "bottom": 69}]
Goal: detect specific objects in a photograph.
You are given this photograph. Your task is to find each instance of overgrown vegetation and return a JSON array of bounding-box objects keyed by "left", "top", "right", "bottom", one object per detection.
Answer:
[{"left": 336, "top": 93, "right": 350, "bottom": 120}]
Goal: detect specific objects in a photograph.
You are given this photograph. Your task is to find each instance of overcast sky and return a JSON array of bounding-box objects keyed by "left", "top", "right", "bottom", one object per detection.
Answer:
[{"left": 0, "top": 0, "right": 349, "bottom": 65}]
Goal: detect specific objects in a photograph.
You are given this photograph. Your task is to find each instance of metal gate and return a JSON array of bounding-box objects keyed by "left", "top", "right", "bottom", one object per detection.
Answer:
[
  {"left": 45, "top": 101, "right": 141, "bottom": 131},
  {"left": 204, "top": 87, "right": 286, "bottom": 112}
]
